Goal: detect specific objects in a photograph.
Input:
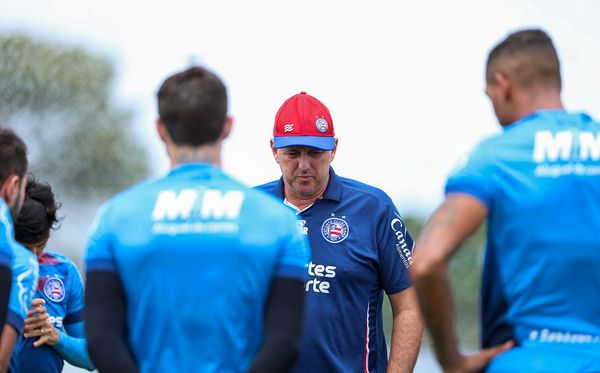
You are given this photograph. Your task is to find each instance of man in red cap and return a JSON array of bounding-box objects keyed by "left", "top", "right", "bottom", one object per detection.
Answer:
[{"left": 257, "top": 92, "right": 424, "bottom": 373}]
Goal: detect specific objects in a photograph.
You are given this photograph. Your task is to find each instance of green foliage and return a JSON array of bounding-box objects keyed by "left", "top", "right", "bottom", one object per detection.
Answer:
[
  {"left": 383, "top": 214, "right": 485, "bottom": 349},
  {"left": 0, "top": 33, "right": 149, "bottom": 200}
]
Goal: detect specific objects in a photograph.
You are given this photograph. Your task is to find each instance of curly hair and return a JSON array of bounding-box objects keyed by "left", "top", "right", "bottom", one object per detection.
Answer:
[{"left": 14, "top": 175, "right": 61, "bottom": 245}]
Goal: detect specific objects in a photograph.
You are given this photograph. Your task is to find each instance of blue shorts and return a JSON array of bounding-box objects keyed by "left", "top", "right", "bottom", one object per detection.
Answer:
[{"left": 487, "top": 346, "right": 600, "bottom": 373}]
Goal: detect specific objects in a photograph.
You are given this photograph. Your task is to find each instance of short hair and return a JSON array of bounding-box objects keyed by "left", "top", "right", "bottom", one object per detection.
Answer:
[
  {"left": 486, "top": 29, "right": 561, "bottom": 90},
  {"left": 14, "top": 175, "right": 61, "bottom": 245},
  {"left": 0, "top": 128, "right": 28, "bottom": 186},
  {"left": 157, "top": 66, "right": 228, "bottom": 147}
]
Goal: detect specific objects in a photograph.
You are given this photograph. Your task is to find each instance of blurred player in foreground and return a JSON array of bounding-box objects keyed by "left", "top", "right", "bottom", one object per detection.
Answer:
[
  {"left": 84, "top": 66, "right": 310, "bottom": 372},
  {"left": 411, "top": 28, "right": 600, "bottom": 372},
  {"left": 258, "top": 92, "right": 423, "bottom": 372},
  {"left": 0, "top": 129, "right": 39, "bottom": 371},
  {"left": 12, "top": 176, "right": 94, "bottom": 372}
]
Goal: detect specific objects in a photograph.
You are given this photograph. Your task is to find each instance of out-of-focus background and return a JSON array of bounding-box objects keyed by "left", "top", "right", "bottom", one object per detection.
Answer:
[{"left": 1, "top": 1, "right": 599, "bottom": 371}]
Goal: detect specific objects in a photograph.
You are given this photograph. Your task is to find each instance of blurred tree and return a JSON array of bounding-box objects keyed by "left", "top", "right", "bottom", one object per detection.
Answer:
[
  {"left": 383, "top": 214, "right": 485, "bottom": 350},
  {"left": 0, "top": 33, "right": 149, "bottom": 200}
]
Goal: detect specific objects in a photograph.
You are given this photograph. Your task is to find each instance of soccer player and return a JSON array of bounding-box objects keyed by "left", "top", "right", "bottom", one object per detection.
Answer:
[
  {"left": 10, "top": 176, "right": 94, "bottom": 372},
  {"left": 411, "top": 29, "right": 600, "bottom": 372},
  {"left": 257, "top": 92, "right": 423, "bottom": 372},
  {"left": 84, "top": 66, "right": 310, "bottom": 372},
  {"left": 0, "top": 129, "right": 39, "bottom": 371}
]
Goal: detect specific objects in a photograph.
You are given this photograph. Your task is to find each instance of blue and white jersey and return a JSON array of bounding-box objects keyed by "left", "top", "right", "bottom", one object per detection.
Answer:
[
  {"left": 11, "top": 250, "right": 85, "bottom": 373},
  {"left": 258, "top": 168, "right": 414, "bottom": 373},
  {"left": 5, "top": 239, "right": 38, "bottom": 337},
  {"left": 446, "top": 110, "right": 600, "bottom": 368},
  {"left": 85, "top": 163, "right": 310, "bottom": 373},
  {"left": 0, "top": 199, "right": 15, "bottom": 270}
]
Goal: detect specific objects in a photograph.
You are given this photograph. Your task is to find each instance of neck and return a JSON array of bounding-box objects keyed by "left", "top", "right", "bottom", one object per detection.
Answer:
[
  {"left": 168, "top": 142, "right": 222, "bottom": 168},
  {"left": 514, "top": 88, "right": 564, "bottom": 122}
]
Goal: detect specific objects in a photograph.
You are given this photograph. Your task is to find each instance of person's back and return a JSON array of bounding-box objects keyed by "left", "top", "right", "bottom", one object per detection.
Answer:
[
  {"left": 449, "top": 111, "right": 600, "bottom": 359},
  {"left": 411, "top": 29, "right": 600, "bottom": 373},
  {"left": 85, "top": 66, "right": 309, "bottom": 373}
]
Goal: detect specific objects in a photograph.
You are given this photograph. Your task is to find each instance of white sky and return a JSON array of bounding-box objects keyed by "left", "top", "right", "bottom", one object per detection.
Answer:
[{"left": 2, "top": 0, "right": 600, "bottom": 216}]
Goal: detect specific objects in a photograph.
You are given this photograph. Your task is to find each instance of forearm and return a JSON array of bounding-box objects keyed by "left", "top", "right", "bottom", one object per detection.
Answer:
[
  {"left": 413, "top": 263, "right": 462, "bottom": 370},
  {"left": 387, "top": 307, "right": 423, "bottom": 373},
  {"left": 85, "top": 271, "right": 138, "bottom": 373},
  {"left": 53, "top": 330, "right": 94, "bottom": 371}
]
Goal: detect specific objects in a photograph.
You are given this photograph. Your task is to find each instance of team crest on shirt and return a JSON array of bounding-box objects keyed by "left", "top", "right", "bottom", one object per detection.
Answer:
[
  {"left": 321, "top": 217, "right": 349, "bottom": 243},
  {"left": 43, "top": 277, "right": 65, "bottom": 302},
  {"left": 315, "top": 117, "right": 328, "bottom": 133}
]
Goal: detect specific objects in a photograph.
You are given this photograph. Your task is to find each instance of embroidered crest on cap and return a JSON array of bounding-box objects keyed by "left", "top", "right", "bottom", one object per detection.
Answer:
[
  {"left": 315, "top": 117, "right": 328, "bottom": 133},
  {"left": 43, "top": 277, "right": 65, "bottom": 302},
  {"left": 321, "top": 217, "right": 349, "bottom": 243},
  {"left": 284, "top": 123, "right": 294, "bottom": 132}
]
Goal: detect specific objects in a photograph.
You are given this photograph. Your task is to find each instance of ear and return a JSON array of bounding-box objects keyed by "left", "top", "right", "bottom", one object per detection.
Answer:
[
  {"left": 0, "top": 175, "right": 20, "bottom": 208},
  {"left": 494, "top": 72, "right": 512, "bottom": 101},
  {"left": 270, "top": 139, "right": 279, "bottom": 163},
  {"left": 156, "top": 119, "right": 170, "bottom": 144},
  {"left": 330, "top": 138, "right": 339, "bottom": 161},
  {"left": 219, "top": 116, "right": 234, "bottom": 140}
]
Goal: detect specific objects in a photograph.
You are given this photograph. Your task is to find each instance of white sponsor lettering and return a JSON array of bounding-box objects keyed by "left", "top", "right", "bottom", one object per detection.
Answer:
[
  {"left": 49, "top": 316, "right": 63, "bottom": 328},
  {"left": 297, "top": 220, "right": 308, "bottom": 235},
  {"left": 152, "top": 189, "right": 244, "bottom": 221},
  {"left": 579, "top": 132, "right": 600, "bottom": 161},
  {"left": 533, "top": 131, "right": 573, "bottom": 162},
  {"left": 391, "top": 216, "right": 413, "bottom": 268},
  {"left": 305, "top": 261, "right": 336, "bottom": 293},
  {"left": 529, "top": 328, "right": 600, "bottom": 344}
]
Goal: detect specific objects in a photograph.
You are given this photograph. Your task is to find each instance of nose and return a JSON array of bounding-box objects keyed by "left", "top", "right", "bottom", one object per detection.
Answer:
[{"left": 298, "top": 152, "right": 311, "bottom": 171}]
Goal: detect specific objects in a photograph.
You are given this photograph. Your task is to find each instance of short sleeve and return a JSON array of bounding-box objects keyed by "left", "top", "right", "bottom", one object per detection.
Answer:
[
  {"left": 445, "top": 143, "right": 495, "bottom": 208},
  {"left": 64, "top": 262, "right": 85, "bottom": 325},
  {"left": 376, "top": 203, "right": 414, "bottom": 294},
  {"left": 274, "top": 214, "right": 311, "bottom": 281},
  {"left": 85, "top": 204, "right": 117, "bottom": 273}
]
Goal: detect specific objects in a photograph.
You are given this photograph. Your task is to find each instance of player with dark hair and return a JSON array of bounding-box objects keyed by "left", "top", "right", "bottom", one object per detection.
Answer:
[
  {"left": 258, "top": 92, "right": 423, "bottom": 372},
  {"left": 0, "top": 128, "right": 39, "bottom": 372},
  {"left": 9, "top": 176, "right": 94, "bottom": 372},
  {"left": 411, "top": 28, "right": 600, "bottom": 372},
  {"left": 85, "top": 66, "right": 310, "bottom": 372}
]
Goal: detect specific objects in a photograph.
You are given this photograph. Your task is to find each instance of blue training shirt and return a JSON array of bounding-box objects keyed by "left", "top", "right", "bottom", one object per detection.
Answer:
[
  {"left": 0, "top": 199, "right": 15, "bottom": 271},
  {"left": 446, "top": 110, "right": 600, "bottom": 370},
  {"left": 11, "top": 250, "right": 86, "bottom": 373},
  {"left": 258, "top": 167, "right": 414, "bottom": 373},
  {"left": 85, "top": 163, "right": 310, "bottom": 373}
]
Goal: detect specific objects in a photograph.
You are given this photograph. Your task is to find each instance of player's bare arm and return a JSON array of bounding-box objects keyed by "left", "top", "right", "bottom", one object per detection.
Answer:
[
  {"left": 387, "top": 287, "right": 423, "bottom": 373},
  {"left": 410, "top": 194, "right": 512, "bottom": 373}
]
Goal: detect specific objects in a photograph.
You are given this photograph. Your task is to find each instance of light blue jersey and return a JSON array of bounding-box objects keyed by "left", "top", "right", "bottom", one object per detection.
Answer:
[
  {"left": 0, "top": 199, "right": 15, "bottom": 270},
  {"left": 11, "top": 250, "right": 89, "bottom": 373},
  {"left": 85, "top": 163, "right": 310, "bottom": 373},
  {"left": 446, "top": 110, "right": 600, "bottom": 370},
  {"left": 5, "top": 238, "right": 38, "bottom": 340}
]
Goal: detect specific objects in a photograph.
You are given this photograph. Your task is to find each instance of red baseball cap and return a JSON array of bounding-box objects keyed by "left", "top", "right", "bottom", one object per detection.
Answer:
[{"left": 273, "top": 92, "right": 335, "bottom": 150}]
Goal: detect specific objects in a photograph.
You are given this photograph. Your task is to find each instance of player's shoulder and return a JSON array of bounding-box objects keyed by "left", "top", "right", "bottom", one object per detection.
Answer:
[
  {"left": 9, "top": 241, "right": 36, "bottom": 271},
  {"left": 338, "top": 175, "right": 394, "bottom": 206},
  {"left": 40, "top": 250, "right": 77, "bottom": 268},
  {"left": 255, "top": 179, "right": 279, "bottom": 196}
]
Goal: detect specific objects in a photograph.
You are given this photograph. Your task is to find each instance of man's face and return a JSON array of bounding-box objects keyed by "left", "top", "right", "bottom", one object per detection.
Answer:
[{"left": 272, "top": 141, "right": 337, "bottom": 200}]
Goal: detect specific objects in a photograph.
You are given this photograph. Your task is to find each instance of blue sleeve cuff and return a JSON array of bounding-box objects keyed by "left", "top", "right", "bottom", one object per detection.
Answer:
[
  {"left": 6, "top": 310, "right": 24, "bottom": 335},
  {"left": 64, "top": 309, "right": 84, "bottom": 325},
  {"left": 274, "top": 265, "right": 307, "bottom": 281},
  {"left": 86, "top": 258, "right": 117, "bottom": 273}
]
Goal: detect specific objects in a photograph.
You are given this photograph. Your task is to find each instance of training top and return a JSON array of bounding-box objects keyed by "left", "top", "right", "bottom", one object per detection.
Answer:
[
  {"left": 85, "top": 163, "right": 310, "bottom": 373},
  {"left": 446, "top": 111, "right": 600, "bottom": 365},
  {"left": 11, "top": 250, "right": 86, "bottom": 373},
  {"left": 258, "top": 167, "right": 414, "bottom": 373},
  {"left": 0, "top": 199, "right": 15, "bottom": 270}
]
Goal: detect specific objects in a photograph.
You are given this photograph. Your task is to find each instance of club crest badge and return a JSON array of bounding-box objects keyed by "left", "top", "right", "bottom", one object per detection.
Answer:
[
  {"left": 321, "top": 217, "right": 349, "bottom": 243},
  {"left": 43, "top": 277, "right": 65, "bottom": 302},
  {"left": 315, "top": 117, "right": 328, "bottom": 133}
]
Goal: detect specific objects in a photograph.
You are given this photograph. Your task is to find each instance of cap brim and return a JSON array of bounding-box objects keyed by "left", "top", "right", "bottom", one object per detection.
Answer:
[{"left": 273, "top": 136, "right": 335, "bottom": 150}]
